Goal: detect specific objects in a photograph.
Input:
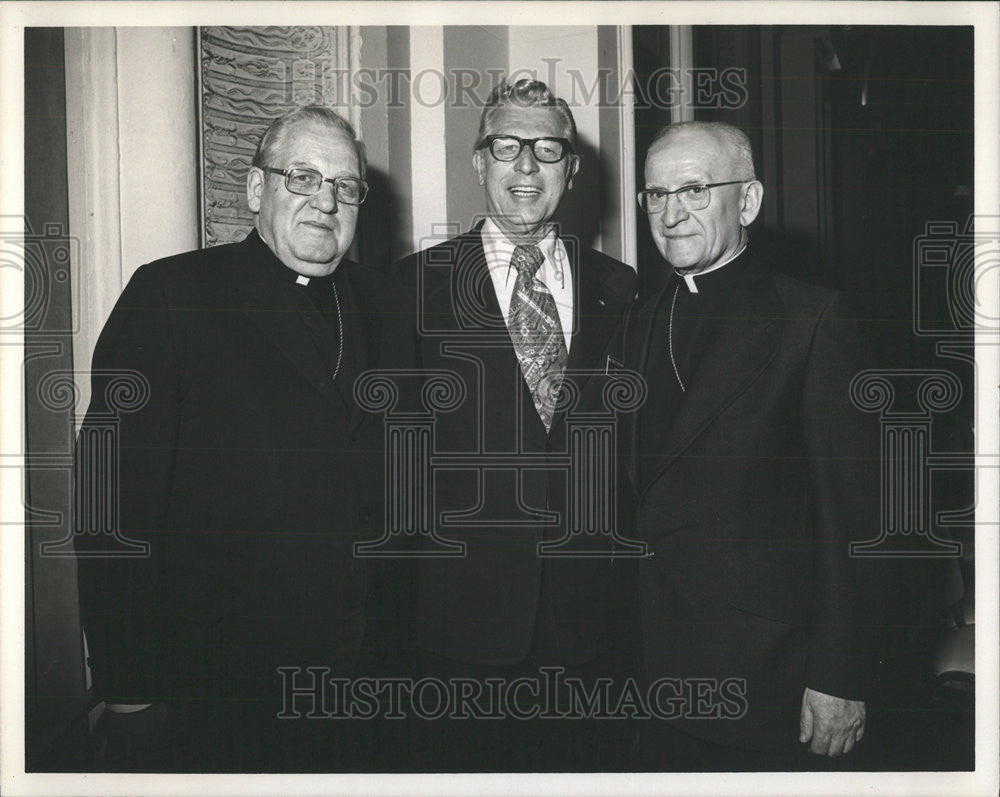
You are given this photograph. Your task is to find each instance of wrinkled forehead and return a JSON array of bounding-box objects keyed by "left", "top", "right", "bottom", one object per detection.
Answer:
[
  {"left": 274, "top": 120, "right": 359, "bottom": 170},
  {"left": 483, "top": 105, "right": 572, "bottom": 139},
  {"left": 646, "top": 129, "right": 736, "bottom": 180}
]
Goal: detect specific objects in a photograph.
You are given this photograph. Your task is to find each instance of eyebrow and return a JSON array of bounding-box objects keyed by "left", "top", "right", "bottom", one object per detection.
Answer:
[
  {"left": 286, "top": 161, "right": 360, "bottom": 177},
  {"left": 645, "top": 179, "right": 712, "bottom": 189}
]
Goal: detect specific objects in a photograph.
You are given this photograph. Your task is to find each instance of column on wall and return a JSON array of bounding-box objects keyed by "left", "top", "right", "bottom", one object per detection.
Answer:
[
  {"left": 507, "top": 27, "right": 606, "bottom": 254},
  {"left": 65, "top": 27, "right": 198, "bottom": 419},
  {"left": 367, "top": 25, "right": 636, "bottom": 266}
]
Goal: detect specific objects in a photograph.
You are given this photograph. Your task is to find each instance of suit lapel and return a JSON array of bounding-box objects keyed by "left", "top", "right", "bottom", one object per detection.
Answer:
[
  {"left": 550, "top": 246, "right": 635, "bottom": 434},
  {"left": 424, "top": 229, "right": 525, "bottom": 388},
  {"left": 639, "top": 261, "right": 783, "bottom": 499}
]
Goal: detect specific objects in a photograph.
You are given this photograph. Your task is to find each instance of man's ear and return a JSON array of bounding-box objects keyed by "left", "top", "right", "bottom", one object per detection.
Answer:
[
  {"left": 472, "top": 149, "right": 486, "bottom": 186},
  {"left": 565, "top": 154, "right": 581, "bottom": 191},
  {"left": 739, "top": 180, "right": 764, "bottom": 227},
  {"left": 247, "top": 167, "right": 264, "bottom": 214}
]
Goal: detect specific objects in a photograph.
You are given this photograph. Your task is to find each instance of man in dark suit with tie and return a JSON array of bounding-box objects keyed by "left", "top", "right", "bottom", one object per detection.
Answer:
[
  {"left": 625, "top": 121, "right": 881, "bottom": 770},
  {"left": 393, "top": 78, "right": 637, "bottom": 771},
  {"left": 74, "top": 106, "right": 408, "bottom": 771}
]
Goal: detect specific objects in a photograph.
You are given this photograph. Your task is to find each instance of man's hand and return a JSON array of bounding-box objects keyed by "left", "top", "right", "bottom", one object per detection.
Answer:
[{"left": 799, "top": 687, "right": 865, "bottom": 757}]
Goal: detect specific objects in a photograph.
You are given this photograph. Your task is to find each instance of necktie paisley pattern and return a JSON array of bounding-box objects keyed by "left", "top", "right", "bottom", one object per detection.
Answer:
[{"left": 507, "top": 244, "right": 568, "bottom": 431}]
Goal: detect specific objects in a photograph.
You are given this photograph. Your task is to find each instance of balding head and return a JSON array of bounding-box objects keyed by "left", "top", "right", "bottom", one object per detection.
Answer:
[{"left": 649, "top": 121, "right": 756, "bottom": 182}]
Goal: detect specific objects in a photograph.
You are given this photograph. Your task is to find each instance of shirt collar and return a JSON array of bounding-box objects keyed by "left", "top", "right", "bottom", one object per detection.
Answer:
[{"left": 481, "top": 216, "right": 561, "bottom": 286}]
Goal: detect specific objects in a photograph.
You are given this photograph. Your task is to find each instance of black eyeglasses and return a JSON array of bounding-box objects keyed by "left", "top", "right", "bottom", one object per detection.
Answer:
[
  {"left": 261, "top": 167, "right": 369, "bottom": 205},
  {"left": 637, "top": 180, "right": 747, "bottom": 213},
  {"left": 475, "top": 135, "right": 574, "bottom": 164}
]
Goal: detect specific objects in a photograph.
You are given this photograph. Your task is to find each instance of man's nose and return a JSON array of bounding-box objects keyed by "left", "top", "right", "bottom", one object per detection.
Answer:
[
  {"left": 513, "top": 146, "right": 540, "bottom": 175},
  {"left": 310, "top": 182, "right": 339, "bottom": 214},
  {"left": 661, "top": 194, "right": 688, "bottom": 227}
]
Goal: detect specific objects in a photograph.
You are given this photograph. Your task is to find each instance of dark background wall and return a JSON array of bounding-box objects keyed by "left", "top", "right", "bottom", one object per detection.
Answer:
[
  {"left": 634, "top": 24, "right": 976, "bottom": 771},
  {"left": 24, "top": 26, "right": 90, "bottom": 771}
]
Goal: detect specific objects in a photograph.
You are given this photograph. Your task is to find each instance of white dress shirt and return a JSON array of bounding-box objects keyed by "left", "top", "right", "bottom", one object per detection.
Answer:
[{"left": 480, "top": 217, "right": 574, "bottom": 353}]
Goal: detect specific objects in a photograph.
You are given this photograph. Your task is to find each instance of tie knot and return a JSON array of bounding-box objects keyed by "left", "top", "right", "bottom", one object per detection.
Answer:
[{"left": 511, "top": 245, "right": 545, "bottom": 278}]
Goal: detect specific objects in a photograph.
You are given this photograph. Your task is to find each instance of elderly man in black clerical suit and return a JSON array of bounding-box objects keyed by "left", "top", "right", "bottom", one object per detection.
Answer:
[
  {"left": 624, "top": 121, "right": 881, "bottom": 771},
  {"left": 393, "top": 78, "right": 637, "bottom": 771},
  {"left": 74, "top": 106, "right": 408, "bottom": 771}
]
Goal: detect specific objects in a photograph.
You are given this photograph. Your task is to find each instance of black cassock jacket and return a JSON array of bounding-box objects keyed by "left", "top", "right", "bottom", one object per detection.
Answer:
[
  {"left": 75, "top": 230, "right": 410, "bottom": 705},
  {"left": 623, "top": 249, "right": 883, "bottom": 755}
]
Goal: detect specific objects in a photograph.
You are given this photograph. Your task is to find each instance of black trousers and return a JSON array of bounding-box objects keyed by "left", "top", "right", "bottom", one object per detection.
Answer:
[{"left": 406, "top": 647, "right": 633, "bottom": 772}]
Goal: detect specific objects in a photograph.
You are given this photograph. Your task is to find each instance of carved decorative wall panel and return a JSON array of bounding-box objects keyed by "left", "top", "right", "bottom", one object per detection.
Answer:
[{"left": 198, "top": 26, "right": 356, "bottom": 246}]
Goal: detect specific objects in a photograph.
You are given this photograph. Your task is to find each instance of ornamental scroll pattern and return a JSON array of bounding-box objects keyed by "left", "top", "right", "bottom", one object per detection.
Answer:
[{"left": 198, "top": 26, "right": 356, "bottom": 247}]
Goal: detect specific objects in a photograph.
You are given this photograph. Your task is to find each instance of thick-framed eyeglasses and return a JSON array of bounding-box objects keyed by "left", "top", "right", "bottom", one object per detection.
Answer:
[
  {"left": 476, "top": 135, "right": 574, "bottom": 164},
  {"left": 637, "top": 180, "right": 746, "bottom": 213},
  {"left": 261, "top": 166, "right": 369, "bottom": 205}
]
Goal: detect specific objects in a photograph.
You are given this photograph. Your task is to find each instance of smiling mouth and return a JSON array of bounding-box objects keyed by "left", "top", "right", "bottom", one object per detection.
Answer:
[{"left": 508, "top": 186, "right": 542, "bottom": 198}]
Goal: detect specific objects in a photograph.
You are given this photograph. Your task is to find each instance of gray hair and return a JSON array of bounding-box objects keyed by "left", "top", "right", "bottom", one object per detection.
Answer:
[
  {"left": 650, "top": 121, "right": 756, "bottom": 180},
  {"left": 476, "top": 78, "right": 577, "bottom": 149},
  {"left": 252, "top": 105, "right": 367, "bottom": 179}
]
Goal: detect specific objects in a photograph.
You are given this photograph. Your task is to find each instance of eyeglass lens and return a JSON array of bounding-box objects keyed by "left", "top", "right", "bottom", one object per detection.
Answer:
[
  {"left": 284, "top": 168, "right": 366, "bottom": 203},
  {"left": 640, "top": 185, "right": 711, "bottom": 212},
  {"left": 489, "top": 136, "right": 567, "bottom": 163}
]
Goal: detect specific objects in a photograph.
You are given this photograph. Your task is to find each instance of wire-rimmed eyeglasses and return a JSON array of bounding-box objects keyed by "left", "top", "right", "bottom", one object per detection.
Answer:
[{"left": 637, "top": 180, "right": 747, "bottom": 213}]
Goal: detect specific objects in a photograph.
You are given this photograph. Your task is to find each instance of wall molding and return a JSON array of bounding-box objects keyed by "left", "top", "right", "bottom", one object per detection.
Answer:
[{"left": 64, "top": 27, "right": 124, "bottom": 424}]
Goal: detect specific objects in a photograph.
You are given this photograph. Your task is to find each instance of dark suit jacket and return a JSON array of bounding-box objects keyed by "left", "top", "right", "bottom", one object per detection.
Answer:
[
  {"left": 393, "top": 226, "right": 637, "bottom": 666},
  {"left": 623, "top": 250, "right": 881, "bottom": 754},
  {"left": 74, "top": 230, "right": 408, "bottom": 705}
]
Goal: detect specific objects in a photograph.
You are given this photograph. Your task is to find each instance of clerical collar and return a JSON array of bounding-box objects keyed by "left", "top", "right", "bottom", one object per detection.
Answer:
[
  {"left": 675, "top": 243, "right": 747, "bottom": 294},
  {"left": 288, "top": 266, "right": 342, "bottom": 290}
]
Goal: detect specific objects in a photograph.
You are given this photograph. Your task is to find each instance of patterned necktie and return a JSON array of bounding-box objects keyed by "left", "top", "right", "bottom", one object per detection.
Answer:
[{"left": 507, "top": 244, "right": 568, "bottom": 431}]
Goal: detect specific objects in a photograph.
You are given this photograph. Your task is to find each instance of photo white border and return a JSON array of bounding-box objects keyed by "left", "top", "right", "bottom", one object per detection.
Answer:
[{"left": 2, "top": 2, "right": 997, "bottom": 795}]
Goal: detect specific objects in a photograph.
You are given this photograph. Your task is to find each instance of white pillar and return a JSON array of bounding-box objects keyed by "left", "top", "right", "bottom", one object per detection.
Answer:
[
  {"left": 65, "top": 27, "right": 198, "bottom": 421},
  {"left": 508, "top": 26, "right": 603, "bottom": 250},
  {"left": 408, "top": 26, "right": 449, "bottom": 252},
  {"left": 116, "top": 28, "right": 199, "bottom": 283},
  {"left": 65, "top": 27, "right": 125, "bottom": 423},
  {"left": 669, "top": 25, "right": 695, "bottom": 123}
]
